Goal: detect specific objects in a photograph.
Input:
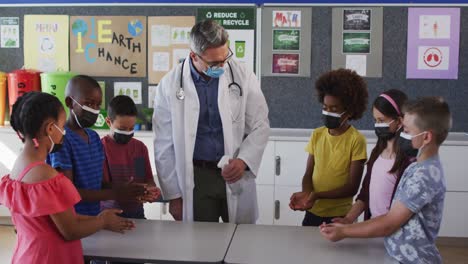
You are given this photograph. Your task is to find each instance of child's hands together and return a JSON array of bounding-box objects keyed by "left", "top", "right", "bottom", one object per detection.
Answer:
[
  {"left": 98, "top": 209, "right": 135, "bottom": 234},
  {"left": 289, "top": 191, "right": 317, "bottom": 211},
  {"left": 113, "top": 178, "right": 148, "bottom": 202},
  {"left": 138, "top": 186, "right": 161, "bottom": 203},
  {"left": 319, "top": 222, "right": 345, "bottom": 242}
]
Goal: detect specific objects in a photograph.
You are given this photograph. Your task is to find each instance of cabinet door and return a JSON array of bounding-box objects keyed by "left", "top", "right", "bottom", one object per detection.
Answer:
[
  {"left": 439, "top": 146, "right": 468, "bottom": 192},
  {"left": 273, "top": 185, "right": 305, "bottom": 226},
  {"left": 256, "top": 185, "right": 274, "bottom": 225},
  {"left": 275, "top": 141, "right": 309, "bottom": 186},
  {"left": 256, "top": 141, "right": 275, "bottom": 185},
  {"left": 439, "top": 192, "right": 468, "bottom": 237}
]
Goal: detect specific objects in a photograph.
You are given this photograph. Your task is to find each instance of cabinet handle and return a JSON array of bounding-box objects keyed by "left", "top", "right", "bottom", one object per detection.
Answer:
[
  {"left": 275, "top": 156, "right": 281, "bottom": 176},
  {"left": 162, "top": 202, "right": 168, "bottom": 215},
  {"left": 274, "top": 200, "right": 280, "bottom": 220}
]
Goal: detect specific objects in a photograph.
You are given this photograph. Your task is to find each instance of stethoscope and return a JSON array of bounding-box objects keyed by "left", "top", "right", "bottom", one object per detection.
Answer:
[{"left": 176, "top": 60, "right": 243, "bottom": 101}]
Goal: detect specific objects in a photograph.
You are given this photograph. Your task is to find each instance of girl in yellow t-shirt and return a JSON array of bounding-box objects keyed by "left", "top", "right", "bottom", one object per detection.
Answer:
[{"left": 290, "top": 69, "right": 368, "bottom": 226}]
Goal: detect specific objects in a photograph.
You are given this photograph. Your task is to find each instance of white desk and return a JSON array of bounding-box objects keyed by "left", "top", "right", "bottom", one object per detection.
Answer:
[
  {"left": 82, "top": 219, "right": 236, "bottom": 263},
  {"left": 225, "top": 224, "right": 387, "bottom": 264}
]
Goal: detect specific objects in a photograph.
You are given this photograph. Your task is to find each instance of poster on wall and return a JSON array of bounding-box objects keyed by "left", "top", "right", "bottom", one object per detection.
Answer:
[
  {"left": 197, "top": 7, "right": 256, "bottom": 72},
  {"left": 419, "top": 15, "right": 451, "bottom": 39},
  {"left": 272, "top": 10, "right": 301, "bottom": 28},
  {"left": 114, "top": 82, "right": 142, "bottom": 104},
  {"left": 272, "top": 54, "right": 299, "bottom": 74},
  {"left": 406, "top": 8, "right": 460, "bottom": 79},
  {"left": 24, "top": 15, "right": 69, "bottom": 72},
  {"left": 343, "top": 9, "right": 371, "bottom": 30},
  {"left": 261, "top": 7, "right": 311, "bottom": 77},
  {"left": 148, "top": 16, "right": 195, "bottom": 84},
  {"left": 342, "top": 32, "right": 371, "bottom": 53},
  {"left": 331, "top": 7, "right": 383, "bottom": 78},
  {"left": 273, "top": 29, "right": 300, "bottom": 50},
  {"left": 0, "top": 17, "right": 19, "bottom": 48},
  {"left": 70, "top": 16, "right": 147, "bottom": 77},
  {"left": 345, "top": 55, "right": 367, "bottom": 76}
]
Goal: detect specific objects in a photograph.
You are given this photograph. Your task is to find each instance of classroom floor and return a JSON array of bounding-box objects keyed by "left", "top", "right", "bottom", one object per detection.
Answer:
[{"left": 1, "top": 225, "right": 467, "bottom": 263}]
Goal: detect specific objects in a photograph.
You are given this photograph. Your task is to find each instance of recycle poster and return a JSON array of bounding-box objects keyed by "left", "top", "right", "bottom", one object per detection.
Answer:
[{"left": 197, "top": 7, "right": 256, "bottom": 72}]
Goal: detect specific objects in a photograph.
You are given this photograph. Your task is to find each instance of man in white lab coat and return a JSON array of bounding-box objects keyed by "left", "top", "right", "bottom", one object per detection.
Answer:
[{"left": 152, "top": 20, "right": 270, "bottom": 223}]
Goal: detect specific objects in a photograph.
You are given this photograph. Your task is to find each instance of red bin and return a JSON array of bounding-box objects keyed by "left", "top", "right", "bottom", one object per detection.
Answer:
[{"left": 7, "top": 69, "right": 41, "bottom": 113}]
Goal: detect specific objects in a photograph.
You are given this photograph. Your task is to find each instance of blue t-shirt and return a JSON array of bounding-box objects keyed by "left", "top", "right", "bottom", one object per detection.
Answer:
[
  {"left": 385, "top": 155, "right": 446, "bottom": 264},
  {"left": 47, "top": 126, "right": 104, "bottom": 216}
]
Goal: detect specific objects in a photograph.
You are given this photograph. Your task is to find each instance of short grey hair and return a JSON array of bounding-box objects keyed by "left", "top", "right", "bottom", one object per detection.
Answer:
[{"left": 190, "top": 20, "right": 229, "bottom": 55}]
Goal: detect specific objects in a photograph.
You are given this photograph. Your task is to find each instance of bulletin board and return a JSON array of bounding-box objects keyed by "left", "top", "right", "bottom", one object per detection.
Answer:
[
  {"left": 148, "top": 16, "right": 195, "bottom": 84},
  {"left": 261, "top": 6, "right": 468, "bottom": 132},
  {"left": 70, "top": 15, "right": 147, "bottom": 77},
  {"left": 261, "top": 7, "right": 312, "bottom": 77},
  {"left": 331, "top": 7, "right": 383, "bottom": 78},
  {"left": 0, "top": 5, "right": 467, "bottom": 132},
  {"left": 0, "top": 5, "right": 256, "bottom": 112}
]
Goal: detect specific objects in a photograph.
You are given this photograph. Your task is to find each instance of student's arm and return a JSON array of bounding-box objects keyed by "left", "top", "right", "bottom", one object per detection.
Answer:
[
  {"left": 50, "top": 208, "right": 135, "bottom": 241},
  {"left": 320, "top": 201, "right": 413, "bottom": 241},
  {"left": 289, "top": 154, "right": 315, "bottom": 210},
  {"left": 335, "top": 163, "right": 373, "bottom": 223},
  {"left": 302, "top": 154, "right": 315, "bottom": 192},
  {"left": 59, "top": 169, "right": 146, "bottom": 202},
  {"left": 142, "top": 145, "right": 161, "bottom": 202},
  {"left": 333, "top": 200, "right": 366, "bottom": 224},
  {"left": 310, "top": 134, "right": 367, "bottom": 202},
  {"left": 59, "top": 168, "right": 114, "bottom": 201},
  {"left": 322, "top": 165, "right": 442, "bottom": 241},
  {"left": 311, "top": 159, "right": 365, "bottom": 200},
  {"left": 49, "top": 138, "right": 117, "bottom": 202}
]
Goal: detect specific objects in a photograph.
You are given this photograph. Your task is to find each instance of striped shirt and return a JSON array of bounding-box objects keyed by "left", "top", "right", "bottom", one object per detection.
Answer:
[
  {"left": 101, "top": 135, "right": 153, "bottom": 218},
  {"left": 47, "top": 126, "right": 104, "bottom": 216}
]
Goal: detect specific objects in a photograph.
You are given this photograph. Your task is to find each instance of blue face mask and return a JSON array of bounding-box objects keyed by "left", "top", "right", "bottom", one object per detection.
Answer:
[{"left": 203, "top": 66, "right": 225, "bottom": 78}]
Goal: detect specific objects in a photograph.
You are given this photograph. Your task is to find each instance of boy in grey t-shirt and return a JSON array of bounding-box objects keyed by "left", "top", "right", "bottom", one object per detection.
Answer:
[
  {"left": 385, "top": 155, "right": 445, "bottom": 263},
  {"left": 320, "top": 97, "right": 452, "bottom": 264}
]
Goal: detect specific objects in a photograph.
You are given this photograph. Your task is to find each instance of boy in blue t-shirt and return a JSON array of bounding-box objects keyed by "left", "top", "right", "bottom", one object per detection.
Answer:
[
  {"left": 48, "top": 75, "right": 147, "bottom": 216},
  {"left": 320, "top": 97, "right": 451, "bottom": 264}
]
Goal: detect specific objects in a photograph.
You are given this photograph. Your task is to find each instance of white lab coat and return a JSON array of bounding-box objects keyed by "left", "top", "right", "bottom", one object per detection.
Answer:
[{"left": 152, "top": 57, "right": 270, "bottom": 223}]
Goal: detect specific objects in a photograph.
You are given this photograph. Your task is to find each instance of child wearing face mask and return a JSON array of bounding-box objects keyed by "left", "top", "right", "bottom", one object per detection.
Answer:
[
  {"left": 289, "top": 69, "right": 368, "bottom": 226},
  {"left": 0, "top": 92, "right": 134, "bottom": 264},
  {"left": 47, "top": 75, "right": 147, "bottom": 217},
  {"left": 101, "top": 95, "right": 161, "bottom": 219},
  {"left": 321, "top": 97, "right": 451, "bottom": 264},
  {"left": 333, "top": 89, "right": 413, "bottom": 225}
]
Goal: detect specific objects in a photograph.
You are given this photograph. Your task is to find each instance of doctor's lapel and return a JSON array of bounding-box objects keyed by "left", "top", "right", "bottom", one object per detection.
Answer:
[
  {"left": 181, "top": 58, "right": 199, "bottom": 191},
  {"left": 218, "top": 73, "right": 234, "bottom": 158}
]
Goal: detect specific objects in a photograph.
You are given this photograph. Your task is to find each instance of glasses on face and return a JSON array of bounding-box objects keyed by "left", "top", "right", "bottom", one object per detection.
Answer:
[{"left": 196, "top": 48, "right": 234, "bottom": 69}]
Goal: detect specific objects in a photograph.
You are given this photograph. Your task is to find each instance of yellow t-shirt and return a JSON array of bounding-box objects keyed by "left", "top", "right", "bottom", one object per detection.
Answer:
[{"left": 305, "top": 126, "right": 367, "bottom": 217}]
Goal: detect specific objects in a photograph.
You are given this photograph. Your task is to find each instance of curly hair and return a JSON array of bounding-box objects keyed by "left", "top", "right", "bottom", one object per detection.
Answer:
[
  {"left": 10, "top": 92, "right": 64, "bottom": 142},
  {"left": 315, "top": 68, "right": 368, "bottom": 120}
]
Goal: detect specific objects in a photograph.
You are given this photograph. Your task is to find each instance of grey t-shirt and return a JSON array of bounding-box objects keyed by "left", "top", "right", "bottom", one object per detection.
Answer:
[{"left": 384, "top": 155, "right": 446, "bottom": 264}]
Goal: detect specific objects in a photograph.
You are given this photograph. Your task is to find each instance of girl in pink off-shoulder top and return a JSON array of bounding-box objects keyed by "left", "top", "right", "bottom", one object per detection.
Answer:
[{"left": 0, "top": 92, "right": 135, "bottom": 264}]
